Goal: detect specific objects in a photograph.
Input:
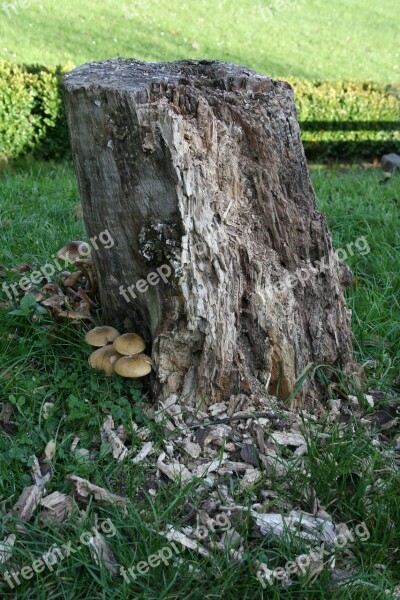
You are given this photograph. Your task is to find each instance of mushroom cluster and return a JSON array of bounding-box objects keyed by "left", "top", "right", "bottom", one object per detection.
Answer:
[
  {"left": 85, "top": 326, "right": 153, "bottom": 379},
  {"left": 15, "top": 240, "right": 98, "bottom": 321}
]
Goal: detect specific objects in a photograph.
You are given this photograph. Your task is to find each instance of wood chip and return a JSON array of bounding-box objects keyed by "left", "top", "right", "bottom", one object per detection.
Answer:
[
  {"left": 156, "top": 454, "right": 192, "bottom": 482},
  {"left": 254, "top": 510, "right": 336, "bottom": 545},
  {"left": 101, "top": 416, "right": 128, "bottom": 461},
  {"left": 31, "top": 456, "right": 52, "bottom": 487},
  {"left": 161, "top": 525, "right": 209, "bottom": 557},
  {"left": 176, "top": 439, "right": 202, "bottom": 459},
  {"left": 88, "top": 531, "right": 119, "bottom": 575},
  {"left": 0, "top": 534, "right": 16, "bottom": 564},
  {"left": 13, "top": 485, "right": 43, "bottom": 521},
  {"left": 240, "top": 443, "right": 259, "bottom": 466},
  {"left": 40, "top": 491, "right": 74, "bottom": 523},
  {"left": 66, "top": 475, "right": 128, "bottom": 508},
  {"left": 270, "top": 431, "right": 306, "bottom": 447},
  {"left": 239, "top": 468, "right": 262, "bottom": 490},
  {"left": 131, "top": 441, "right": 154, "bottom": 464}
]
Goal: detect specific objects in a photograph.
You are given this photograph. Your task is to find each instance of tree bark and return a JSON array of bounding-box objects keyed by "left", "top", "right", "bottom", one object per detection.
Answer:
[{"left": 63, "top": 59, "right": 357, "bottom": 411}]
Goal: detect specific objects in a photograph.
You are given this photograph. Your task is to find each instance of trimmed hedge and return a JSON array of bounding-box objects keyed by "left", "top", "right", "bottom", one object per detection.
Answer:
[
  {"left": 0, "top": 62, "right": 399, "bottom": 161},
  {"left": 0, "top": 62, "right": 72, "bottom": 160},
  {"left": 288, "top": 78, "right": 400, "bottom": 159}
]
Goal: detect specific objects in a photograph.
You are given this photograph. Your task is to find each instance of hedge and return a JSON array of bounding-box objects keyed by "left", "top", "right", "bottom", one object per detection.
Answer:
[
  {"left": 0, "top": 61, "right": 399, "bottom": 161},
  {"left": 288, "top": 78, "right": 400, "bottom": 159},
  {"left": 0, "top": 62, "right": 72, "bottom": 160}
]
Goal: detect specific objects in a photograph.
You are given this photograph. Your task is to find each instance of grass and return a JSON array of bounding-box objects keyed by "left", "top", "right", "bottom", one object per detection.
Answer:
[
  {"left": 0, "top": 161, "right": 399, "bottom": 599},
  {"left": 0, "top": 0, "right": 399, "bottom": 82}
]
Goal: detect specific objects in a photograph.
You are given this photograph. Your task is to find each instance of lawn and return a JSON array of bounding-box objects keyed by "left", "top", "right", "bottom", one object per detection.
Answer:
[
  {"left": 0, "top": 161, "right": 399, "bottom": 599},
  {"left": 0, "top": 0, "right": 398, "bottom": 81}
]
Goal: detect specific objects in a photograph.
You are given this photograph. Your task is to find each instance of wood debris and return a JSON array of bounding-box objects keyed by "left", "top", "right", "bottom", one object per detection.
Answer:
[
  {"left": 12, "top": 485, "right": 43, "bottom": 522},
  {"left": 0, "top": 534, "right": 16, "bottom": 564},
  {"left": 88, "top": 531, "right": 120, "bottom": 575},
  {"left": 101, "top": 415, "right": 129, "bottom": 461},
  {"left": 254, "top": 510, "right": 336, "bottom": 545},
  {"left": 31, "top": 456, "right": 52, "bottom": 487},
  {"left": 66, "top": 475, "right": 128, "bottom": 508},
  {"left": 156, "top": 453, "right": 192, "bottom": 483},
  {"left": 161, "top": 525, "right": 209, "bottom": 557},
  {"left": 40, "top": 491, "right": 74, "bottom": 523},
  {"left": 131, "top": 441, "right": 154, "bottom": 464}
]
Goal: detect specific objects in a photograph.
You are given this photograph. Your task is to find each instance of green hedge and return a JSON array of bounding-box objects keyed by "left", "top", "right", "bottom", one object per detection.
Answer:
[
  {"left": 0, "top": 62, "right": 72, "bottom": 160},
  {"left": 0, "top": 61, "right": 399, "bottom": 161},
  {"left": 288, "top": 78, "right": 400, "bottom": 159}
]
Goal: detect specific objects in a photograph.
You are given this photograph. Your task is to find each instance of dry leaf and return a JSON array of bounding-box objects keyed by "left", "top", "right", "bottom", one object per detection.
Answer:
[
  {"left": 43, "top": 440, "right": 56, "bottom": 462},
  {"left": 42, "top": 402, "right": 54, "bottom": 419}
]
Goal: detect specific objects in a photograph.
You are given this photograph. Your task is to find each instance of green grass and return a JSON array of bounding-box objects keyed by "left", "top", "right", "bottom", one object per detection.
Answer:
[
  {"left": 0, "top": 0, "right": 398, "bottom": 81},
  {"left": 0, "top": 161, "right": 399, "bottom": 599}
]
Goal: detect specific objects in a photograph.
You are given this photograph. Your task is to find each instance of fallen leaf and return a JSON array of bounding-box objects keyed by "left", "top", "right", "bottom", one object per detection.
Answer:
[
  {"left": 43, "top": 440, "right": 56, "bottom": 462},
  {"left": 42, "top": 402, "right": 54, "bottom": 419}
]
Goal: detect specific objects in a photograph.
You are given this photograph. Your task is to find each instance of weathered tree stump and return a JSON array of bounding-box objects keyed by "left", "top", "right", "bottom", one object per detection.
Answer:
[{"left": 63, "top": 59, "right": 357, "bottom": 410}]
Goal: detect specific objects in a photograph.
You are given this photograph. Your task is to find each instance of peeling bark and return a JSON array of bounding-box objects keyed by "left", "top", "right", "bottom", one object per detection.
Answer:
[{"left": 63, "top": 59, "right": 357, "bottom": 411}]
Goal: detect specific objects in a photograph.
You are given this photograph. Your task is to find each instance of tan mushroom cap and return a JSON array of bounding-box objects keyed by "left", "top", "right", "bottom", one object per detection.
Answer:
[
  {"left": 88, "top": 345, "right": 122, "bottom": 377},
  {"left": 85, "top": 326, "right": 121, "bottom": 347},
  {"left": 113, "top": 333, "right": 146, "bottom": 356},
  {"left": 114, "top": 354, "right": 153, "bottom": 378},
  {"left": 57, "top": 240, "right": 91, "bottom": 262}
]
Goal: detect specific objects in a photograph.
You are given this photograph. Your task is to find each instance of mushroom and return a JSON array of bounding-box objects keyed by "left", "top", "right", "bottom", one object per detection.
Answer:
[
  {"left": 85, "top": 326, "right": 121, "bottom": 347},
  {"left": 113, "top": 333, "right": 146, "bottom": 356},
  {"left": 62, "top": 271, "right": 83, "bottom": 287},
  {"left": 57, "top": 241, "right": 91, "bottom": 262},
  {"left": 114, "top": 354, "right": 153, "bottom": 378},
  {"left": 88, "top": 345, "right": 122, "bottom": 376}
]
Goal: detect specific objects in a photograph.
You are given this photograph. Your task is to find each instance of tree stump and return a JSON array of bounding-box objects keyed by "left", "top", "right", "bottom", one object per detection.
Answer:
[{"left": 63, "top": 59, "right": 357, "bottom": 411}]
